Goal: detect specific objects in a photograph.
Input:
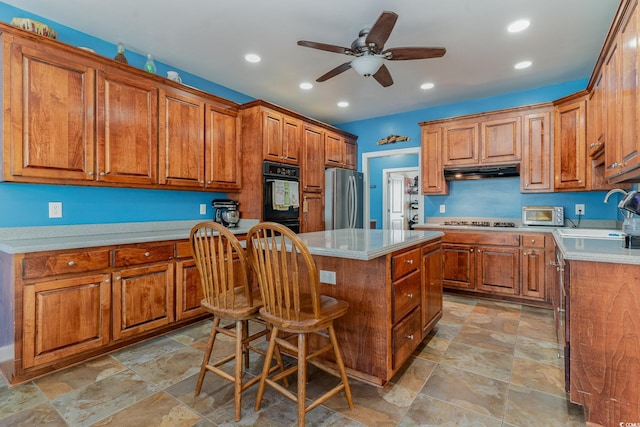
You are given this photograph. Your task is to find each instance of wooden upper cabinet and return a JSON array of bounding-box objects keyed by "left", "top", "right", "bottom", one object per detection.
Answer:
[
  {"left": 324, "top": 131, "right": 344, "bottom": 166},
  {"left": 443, "top": 122, "right": 479, "bottom": 166},
  {"left": 301, "top": 123, "right": 324, "bottom": 193},
  {"left": 587, "top": 72, "right": 605, "bottom": 158},
  {"left": 521, "top": 109, "right": 553, "bottom": 192},
  {"left": 263, "top": 110, "right": 300, "bottom": 165},
  {"left": 158, "top": 88, "right": 206, "bottom": 188},
  {"left": 554, "top": 97, "right": 587, "bottom": 191},
  {"left": 5, "top": 37, "right": 96, "bottom": 182},
  {"left": 603, "top": 39, "right": 621, "bottom": 180},
  {"left": 206, "top": 104, "right": 241, "bottom": 190},
  {"left": 480, "top": 115, "right": 521, "bottom": 163},
  {"left": 344, "top": 138, "right": 358, "bottom": 170},
  {"left": 421, "top": 125, "right": 448, "bottom": 195},
  {"left": 96, "top": 68, "right": 158, "bottom": 185}
]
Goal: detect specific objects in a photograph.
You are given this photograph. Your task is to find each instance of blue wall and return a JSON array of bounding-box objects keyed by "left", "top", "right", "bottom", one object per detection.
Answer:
[
  {"left": 0, "top": 3, "right": 630, "bottom": 228},
  {"left": 338, "top": 80, "right": 631, "bottom": 223}
]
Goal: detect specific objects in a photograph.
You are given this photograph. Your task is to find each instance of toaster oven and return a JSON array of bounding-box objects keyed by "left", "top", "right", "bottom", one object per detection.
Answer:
[{"left": 522, "top": 206, "right": 564, "bottom": 226}]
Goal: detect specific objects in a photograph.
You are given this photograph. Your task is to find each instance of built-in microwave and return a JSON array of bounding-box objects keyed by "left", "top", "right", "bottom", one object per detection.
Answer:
[{"left": 522, "top": 206, "right": 564, "bottom": 226}]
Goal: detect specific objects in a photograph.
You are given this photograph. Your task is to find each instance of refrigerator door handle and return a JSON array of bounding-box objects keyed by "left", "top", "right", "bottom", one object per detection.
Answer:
[{"left": 351, "top": 175, "right": 358, "bottom": 228}]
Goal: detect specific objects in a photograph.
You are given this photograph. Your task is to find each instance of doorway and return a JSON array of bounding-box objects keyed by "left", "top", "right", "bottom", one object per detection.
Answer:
[
  {"left": 383, "top": 168, "right": 421, "bottom": 230},
  {"left": 362, "top": 147, "right": 421, "bottom": 229}
]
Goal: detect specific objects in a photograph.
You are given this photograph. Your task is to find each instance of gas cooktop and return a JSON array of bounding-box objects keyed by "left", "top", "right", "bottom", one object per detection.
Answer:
[{"left": 442, "top": 220, "right": 516, "bottom": 228}]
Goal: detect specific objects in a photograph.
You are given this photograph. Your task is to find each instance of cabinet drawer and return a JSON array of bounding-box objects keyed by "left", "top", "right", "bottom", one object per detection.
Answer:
[
  {"left": 520, "top": 234, "right": 545, "bottom": 248},
  {"left": 113, "top": 244, "right": 174, "bottom": 267},
  {"left": 392, "top": 307, "right": 421, "bottom": 369},
  {"left": 23, "top": 249, "right": 110, "bottom": 279},
  {"left": 391, "top": 248, "right": 420, "bottom": 280},
  {"left": 392, "top": 270, "right": 421, "bottom": 323},
  {"left": 175, "top": 241, "right": 192, "bottom": 258}
]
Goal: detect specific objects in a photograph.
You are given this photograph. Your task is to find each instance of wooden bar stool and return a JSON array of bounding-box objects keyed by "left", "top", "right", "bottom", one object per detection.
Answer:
[
  {"left": 189, "top": 221, "right": 285, "bottom": 421},
  {"left": 246, "top": 222, "right": 354, "bottom": 427}
]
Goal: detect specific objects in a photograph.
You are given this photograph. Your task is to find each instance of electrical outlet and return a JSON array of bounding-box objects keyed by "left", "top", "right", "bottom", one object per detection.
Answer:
[
  {"left": 439, "top": 204, "right": 446, "bottom": 213},
  {"left": 199, "top": 204, "right": 207, "bottom": 215},
  {"left": 575, "top": 204, "right": 585, "bottom": 215},
  {"left": 319, "top": 270, "right": 336, "bottom": 285},
  {"left": 48, "top": 202, "right": 62, "bottom": 218}
]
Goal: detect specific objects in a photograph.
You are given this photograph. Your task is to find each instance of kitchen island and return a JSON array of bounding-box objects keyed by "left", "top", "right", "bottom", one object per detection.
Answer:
[
  {"left": 553, "top": 231, "right": 640, "bottom": 426},
  {"left": 296, "top": 228, "right": 444, "bottom": 386},
  {"left": 0, "top": 223, "right": 442, "bottom": 387}
]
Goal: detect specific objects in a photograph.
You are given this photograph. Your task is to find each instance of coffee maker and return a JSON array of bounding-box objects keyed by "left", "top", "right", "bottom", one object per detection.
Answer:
[{"left": 211, "top": 199, "right": 240, "bottom": 228}]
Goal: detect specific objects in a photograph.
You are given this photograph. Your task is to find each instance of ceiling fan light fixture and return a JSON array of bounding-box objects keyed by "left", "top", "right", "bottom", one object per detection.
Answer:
[{"left": 351, "top": 55, "right": 384, "bottom": 77}]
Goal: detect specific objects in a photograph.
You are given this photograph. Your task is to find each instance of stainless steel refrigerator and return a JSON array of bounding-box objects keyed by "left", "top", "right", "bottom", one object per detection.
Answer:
[{"left": 325, "top": 168, "right": 364, "bottom": 229}]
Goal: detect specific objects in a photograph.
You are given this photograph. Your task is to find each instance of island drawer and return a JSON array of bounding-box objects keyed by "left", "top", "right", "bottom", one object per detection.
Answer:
[
  {"left": 113, "top": 244, "right": 175, "bottom": 267},
  {"left": 391, "top": 248, "right": 420, "bottom": 280},
  {"left": 22, "top": 249, "right": 111, "bottom": 279},
  {"left": 442, "top": 231, "right": 520, "bottom": 247},
  {"left": 392, "top": 307, "right": 421, "bottom": 369},
  {"left": 392, "top": 269, "right": 421, "bottom": 323},
  {"left": 520, "top": 234, "right": 545, "bottom": 248}
]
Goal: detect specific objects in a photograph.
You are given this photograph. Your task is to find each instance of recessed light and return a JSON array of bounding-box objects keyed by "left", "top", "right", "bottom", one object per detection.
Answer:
[
  {"left": 299, "top": 82, "right": 313, "bottom": 90},
  {"left": 507, "top": 19, "right": 530, "bottom": 33},
  {"left": 337, "top": 101, "right": 349, "bottom": 108},
  {"left": 514, "top": 60, "right": 532, "bottom": 70},
  {"left": 244, "top": 53, "right": 261, "bottom": 63},
  {"left": 420, "top": 82, "right": 435, "bottom": 90}
]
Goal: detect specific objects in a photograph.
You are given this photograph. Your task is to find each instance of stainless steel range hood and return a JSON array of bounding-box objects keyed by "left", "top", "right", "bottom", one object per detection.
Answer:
[{"left": 443, "top": 164, "right": 520, "bottom": 181}]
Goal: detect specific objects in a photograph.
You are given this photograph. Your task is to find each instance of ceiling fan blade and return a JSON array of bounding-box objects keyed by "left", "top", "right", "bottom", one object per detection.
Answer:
[
  {"left": 316, "top": 62, "right": 352, "bottom": 82},
  {"left": 297, "top": 40, "right": 352, "bottom": 55},
  {"left": 373, "top": 64, "right": 393, "bottom": 87},
  {"left": 365, "top": 11, "right": 398, "bottom": 50},
  {"left": 384, "top": 47, "right": 446, "bottom": 60}
]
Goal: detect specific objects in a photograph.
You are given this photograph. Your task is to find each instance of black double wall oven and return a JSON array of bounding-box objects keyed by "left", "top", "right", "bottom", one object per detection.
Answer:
[{"left": 262, "top": 161, "right": 300, "bottom": 233}]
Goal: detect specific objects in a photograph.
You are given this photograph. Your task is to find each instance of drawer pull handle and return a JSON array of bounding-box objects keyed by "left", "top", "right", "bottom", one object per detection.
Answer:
[
  {"left": 407, "top": 293, "right": 414, "bottom": 299},
  {"left": 407, "top": 334, "right": 414, "bottom": 340},
  {"left": 144, "top": 252, "right": 150, "bottom": 257},
  {"left": 67, "top": 261, "right": 75, "bottom": 266},
  {"left": 405, "top": 259, "right": 413, "bottom": 264}
]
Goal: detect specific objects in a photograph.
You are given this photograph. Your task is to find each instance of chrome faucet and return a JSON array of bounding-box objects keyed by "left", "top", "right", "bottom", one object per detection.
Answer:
[{"left": 603, "top": 188, "right": 633, "bottom": 218}]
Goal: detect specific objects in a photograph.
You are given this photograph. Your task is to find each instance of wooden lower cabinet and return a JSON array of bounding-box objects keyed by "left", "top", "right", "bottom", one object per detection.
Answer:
[
  {"left": 301, "top": 192, "right": 324, "bottom": 232},
  {"left": 22, "top": 273, "right": 111, "bottom": 368},
  {"left": 112, "top": 263, "right": 175, "bottom": 340},
  {"left": 434, "top": 229, "right": 551, "bottom": 305},
  {"left": 175, "top": 259, "right": 205, "bottom": 321},
  {"left": 421, "top": 242, "right": 443, "bottom": 335}
]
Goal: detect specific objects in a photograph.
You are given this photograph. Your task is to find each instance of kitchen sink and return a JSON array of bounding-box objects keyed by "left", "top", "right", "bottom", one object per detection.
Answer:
[{"left": 555, "top": 228, "right": 625, "bottom": 239}]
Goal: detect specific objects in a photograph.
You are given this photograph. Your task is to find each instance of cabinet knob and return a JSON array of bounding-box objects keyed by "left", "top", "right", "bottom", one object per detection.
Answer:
[
  {"left": 88, "top": 171, "right": 94, "bottom": 176},
  {"left": 144, "top": 252, "right": 150, "bottom": 257},
  {"left": 470, "top": 248, "right": 474, "bottom": 252},
  {"left": 104, "top": 278, "right": 110, "bottom": 284},
  {"left": 207, "top": 180, "right": 212, "bottom": 184},
  {"left": 67, "top": 261, "right": 75, "bottom": 266},
  {"left": 407, "top": 334, "right": 414, "bottom": 340},
  {"left": 523, "top": 252, "right": 528, "bottom": 256},
  {"left": 531, "top": 239, "right": 536, "bottom": 244},
  {"left": 525, "top": 183, "right": 529, "bottom": 188},
  {"left": 407, "top": 293, "right": 414, "bottom": 299},
  {"left": 99, "top": 172, "right": 105, "bottom": 176},
  {"left": 116, "top": 276, "right": 121, "bottom": 280},
  {"left": 405, "top": 259, "right": 413, "bottom": 265}
]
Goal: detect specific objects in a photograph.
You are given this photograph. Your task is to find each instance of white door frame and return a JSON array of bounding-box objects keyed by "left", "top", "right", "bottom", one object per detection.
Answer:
[
  {"left": 362, "top": 147, "right": 421, "bottom": 229},
  {"left": 382, "top": 167, "right": 421, "bottom": 229}
]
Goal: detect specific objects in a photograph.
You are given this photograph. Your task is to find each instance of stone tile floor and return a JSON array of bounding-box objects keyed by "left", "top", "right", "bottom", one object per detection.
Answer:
[{"left": 0, "top": 294, "right": 585, "bottom": 426}]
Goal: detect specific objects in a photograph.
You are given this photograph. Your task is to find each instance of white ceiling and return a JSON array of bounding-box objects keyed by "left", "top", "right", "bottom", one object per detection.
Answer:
[{"left": 5, "top": 0, "right": 619, "bottom": 124}]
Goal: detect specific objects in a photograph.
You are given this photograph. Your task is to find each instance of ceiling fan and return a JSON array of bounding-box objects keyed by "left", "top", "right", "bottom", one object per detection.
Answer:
[{"left": 297, "top": 11, "right": 446, "bottom": 87}]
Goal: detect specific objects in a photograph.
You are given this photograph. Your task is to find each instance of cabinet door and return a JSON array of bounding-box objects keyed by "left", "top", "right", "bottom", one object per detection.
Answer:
[
  {"left": 476, "top": 246, "right": 520, "bottom": 295},
  {"left": 96, "top": 69, "right": 158, "bottom": 185},
  {"left": 302, "top": 124, "right": 324, "bottom": 193},
  {"left": 175, "top": 259, "right": 205, "bottom": 321},
  {"left": 521, "top": 111, "right": 553, "bottom": 192},
  {"left": 443, "top": 122, "right": 479, "bottom": 166},
  {"left": 301, "top": 192, "right": 324, "bottom": 233},
  {"left": 324, "top": 132, "right": 344, "bottom": 166},
  {"left": 23, "top": 273, "right": 111, "bottom": 368},
  {"left": 112, "top": 263, "right": 175, "bottom": 340},
  {"left": 158, "top": 88, "right": 205, "bottom": 188},
  {"left": 480, "top": 115, "right": 521, "bottom": 163},
  {"left": 604, "top": 41, "right": 621, "bottom": 179},
  {"left": 587, "top": 72, "right": 605, "bottom": 157},
  {"left": 442, "top": 243, "right": 475, "bottom": 290},
  {"left": 7, "top": 41, "right": 96, "bottom": 182},
  {"left": 206, "top": 105, "right": 241, "bottom": 190},
  {"left": 521, "top": 248, "right": 545, "bottom": 300},
  {"left": 554, "top": 99, "right": 587, "bottom": 190},
  {"left": 282, "top": 116, "right": 301, "bottom": 165},
  {"left": 344, "top": 138, "right": 358, "bottom": 170},
  {"left": 619, "top": 2, "right": 640, "bottom": 176},
  {"left": 263, "top": 110, "right": 283, "bottom": 161},
  {"left": 421, "top": 242, "right": 442, "bottom": 336},
  {"left": 421, "top": 126, "right": 448, "bottom": 195}
]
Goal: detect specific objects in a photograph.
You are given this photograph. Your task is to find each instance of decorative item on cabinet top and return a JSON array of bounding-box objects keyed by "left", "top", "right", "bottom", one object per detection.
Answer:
[
  {"left": 377, "top": 134, "right": 410, "bottom": 145},
  {"left": 11, "top": 17, "right": 57, "bottom": 39}
]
